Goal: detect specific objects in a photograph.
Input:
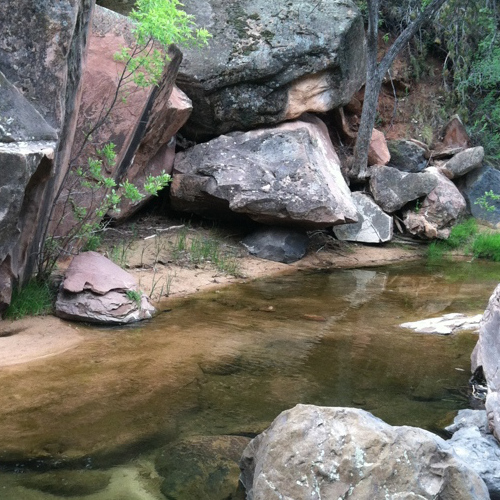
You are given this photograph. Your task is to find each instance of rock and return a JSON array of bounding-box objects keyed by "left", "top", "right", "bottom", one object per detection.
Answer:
[
  {"left": 368, "top": 129, "right": 391, "bottom": 166},
  {"left": 55, "top": 252, "right": 156, "bottom": 324},
  {"left": 176, "top": 0, "right": 366, "bottom": 138},
  {"left": 400, "top": 313, "right": 483, "bottom": 335},
  {"left": 446, "top": 409, "right": 489, "bottom": 435},
  {"left": 369, "top": 165, "right": 438, "bottom": 213},
  {"left": 54, "top": 7, "right": 188, "bottom": 234},
  {"left": 440, "top": 115, "right": 470, "bottom": 150},
  {"left": 156, "top": 435, "right": 250, "bottom": 500},
  {"left": 0, "top": 261, "right": 13, "bottom": 316},
  {"left": 240, "top": 404, "right": 489, "bottom": 500},
  {"left": 0, "top": 141, "right": 56, "bottom": 306},
  {"left": 438, "top": 147, "right": 484, "bottom": 179},
  {"left": 388, "top": 139, "right": 429, "bottom": 173},
  {"left": 403, "top": 167, "right": 467, "bottom": 239},
  {"left": 171, "top": 115, "right": 357, "bottom": 229},
  {"left": 447, "top": 409, "right": 500, "bottom": 499},
  {"left": 333, "top": 192, "right": 393, "bottom": 243},
  {"left": 461, "top": 166, "right": 500, "bottom": 226},
  {"left": 0, "top": 71, "right": 58, "bottom": 143},
  {"left": 472, "top": 284, "right": 500, "bottom": 442},
  {"left": 242, "top": 228, "right": 309, "bottom": 263},
  {"left": 0, "top": 0, "right": 93, "bottom": 302}
]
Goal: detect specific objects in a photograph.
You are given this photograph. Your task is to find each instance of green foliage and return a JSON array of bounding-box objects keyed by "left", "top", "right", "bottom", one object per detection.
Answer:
[
  {"left": 475, "top": 190, "right": 500, "bottom": 213},
  {"left": 126, "top": 289, "right": 142, "bottom": 305},
  {"left": 114, "top": 0, "right": 211, "bottom": 88},
  {"left": 426, "top": 240, "right": 448, "bottom": 262},
  {"left": 171, "top": 229, "right": 241, "bottom": 276},
  {"left": 444, "top": 218, "right": 478, "bottom": 249},
  {"left": 472, "top": 233, "right": 500, "bottom": 261},
  {"left": 4, "top": 280, "right": 55, "bottom": 320},
  {"left": 426, "top": 218, "right": 478, "bottom": 261}
]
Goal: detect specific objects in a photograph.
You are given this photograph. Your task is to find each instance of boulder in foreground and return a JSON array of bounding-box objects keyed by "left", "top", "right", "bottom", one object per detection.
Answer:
[
  {"left": 240, "top": 404, "right": 489, "bottom": 500},
  {"left": 56, "top": 252, "right": 156, "bottom": 324}
]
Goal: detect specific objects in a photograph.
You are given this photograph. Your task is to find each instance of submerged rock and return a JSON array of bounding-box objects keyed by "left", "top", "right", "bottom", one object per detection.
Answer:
[
  {"left": 240, "top": 404, "right": 489, "bottom": 500},
  {"left": 55, "top": 251, "right": 156, "bottom": 324},
  {"left": 400, "top": 313, "right": 483, "bottom": 335},
  {"left": 156, "top": 435, "right": 249, "bottom": 500}
]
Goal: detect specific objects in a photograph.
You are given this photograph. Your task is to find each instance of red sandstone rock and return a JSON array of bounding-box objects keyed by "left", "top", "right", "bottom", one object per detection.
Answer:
[{"left": 368, "top": 128, "right": 390, "bottom": 166}]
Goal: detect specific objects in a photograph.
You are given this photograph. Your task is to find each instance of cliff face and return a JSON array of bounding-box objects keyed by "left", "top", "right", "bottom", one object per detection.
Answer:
[{"left": 0, "top": 0, "right": 94, "bottom": 311}]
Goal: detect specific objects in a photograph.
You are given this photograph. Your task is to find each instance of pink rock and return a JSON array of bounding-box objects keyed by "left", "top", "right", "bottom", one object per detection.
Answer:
[
  {"left": 62, "top": 251, "right": 137, "bottom": 295},
  {"left": 56, "top": 251, "right": 156, "bottom": 324},
  {"left": 368, "top": 129, "right": 390, "bottom": 166},
  {"left": 441, "top": 115, "right": 470, "bottom": 149}
]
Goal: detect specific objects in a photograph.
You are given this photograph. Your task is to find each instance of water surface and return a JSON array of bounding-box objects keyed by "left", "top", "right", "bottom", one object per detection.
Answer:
[{"left": 0, "top": 259, "right": 498, "bottom": 498}]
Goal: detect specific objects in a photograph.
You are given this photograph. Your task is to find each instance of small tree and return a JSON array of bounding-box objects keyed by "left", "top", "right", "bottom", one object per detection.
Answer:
[
  {"left": 351, "top": 0, "right": 449, "bottom": 177},
  {"left": 37, "top": 0, "right": 210, "bottom": 278}
]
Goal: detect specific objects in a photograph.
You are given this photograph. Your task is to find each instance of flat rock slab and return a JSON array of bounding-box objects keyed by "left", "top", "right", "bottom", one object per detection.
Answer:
[
  {"left": 400, "top": 313, "right": 483, "bottom": 335},
  {"left": 62, "top": 251, "right": 137, "bottom": 295},
  {"left": 333, "top": 192, "right": 393, "bottom": 243}
]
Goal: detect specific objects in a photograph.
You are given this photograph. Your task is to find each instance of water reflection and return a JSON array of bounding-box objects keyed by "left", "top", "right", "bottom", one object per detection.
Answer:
[{"left": 0, "top": 260, "right": 499, "bottom": 498}]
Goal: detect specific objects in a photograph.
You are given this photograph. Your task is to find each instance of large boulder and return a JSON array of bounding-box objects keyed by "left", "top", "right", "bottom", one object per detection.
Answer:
[
  {"left": 176, "top": 0, "right": 366, "bottom": 139},
  {"left": 0, "top": 0, "right": 93, "bottom": 308},
  {"left": 0, "top": 73, "right": 58, "bottom": 306},
  {"left": 55, "top": 252, "right": 156, "bottom": 324},
  {"left": 171, "top": 115, "right": 358, "bottom": 229},
  {"left": 53, "top": 6, "right": 190, "bottom": 235},
  {"left": 461, "top": 166, "right": 500, "bottom": 226},
  {"left": 369, "top": 165, "right": 438, "bottom": 213},
  {"left": 438, "top": 147, "right": 484, "bottom": 180},
  {"left": 472, "top": 284, "right": 500, "bottom": 442},
  {"left": 240, "top": 404, "right": 489, "bottom": 500},
  {"left": 333, "top": 192, "right": 393, "bottom": 243},
  {"left": 403, "top": 167, "right": 467, "bottom": 239},
  {"left": 447, "top": 409, "right": 500, "bottom": 499}
]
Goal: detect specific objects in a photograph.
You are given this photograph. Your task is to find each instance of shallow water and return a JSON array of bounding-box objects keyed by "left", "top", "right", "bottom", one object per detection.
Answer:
[{"left": 0, "top": 260, "right": 499, "bottom": 498}]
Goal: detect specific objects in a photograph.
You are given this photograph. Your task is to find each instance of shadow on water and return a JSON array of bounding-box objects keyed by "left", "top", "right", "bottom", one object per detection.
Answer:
[{"left": 0, "top": 259, "right": 499, "bottom": 498}]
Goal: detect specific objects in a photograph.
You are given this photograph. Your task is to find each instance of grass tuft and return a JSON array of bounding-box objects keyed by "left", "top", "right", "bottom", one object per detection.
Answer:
[
  {"left": 444, "top": 218, "right": 478, "bottom": 249},
  {"left": 472, "top": 233, "right": 500, "bottom": 261},
  {"left": 4, "top": 280, "right": 56, "bottom": 320}
]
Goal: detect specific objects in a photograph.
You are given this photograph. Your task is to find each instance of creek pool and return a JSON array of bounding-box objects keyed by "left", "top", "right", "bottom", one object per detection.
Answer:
[{"left": 0, "top": 259, "right": 499, "bottom": 499}]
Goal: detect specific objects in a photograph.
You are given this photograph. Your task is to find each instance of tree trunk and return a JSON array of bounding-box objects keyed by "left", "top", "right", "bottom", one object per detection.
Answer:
[{"left": 351, "top": 0, "right": 450, "bottom": 178}]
